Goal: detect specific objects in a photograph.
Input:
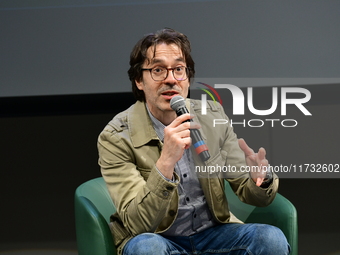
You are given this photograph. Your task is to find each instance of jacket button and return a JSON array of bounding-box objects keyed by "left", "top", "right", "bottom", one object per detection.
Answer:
[
  {"left": 169, "top": 210, "right": 176, "bottom": 217},
  {"left": 162, "top": 190, "right": 170, "bottom": 197},
  {"left": 166, "top": 186, "right": 174, "bottom": 191},
  {"left": 267, "top": 189, "right": 273, "bottom": 196}
]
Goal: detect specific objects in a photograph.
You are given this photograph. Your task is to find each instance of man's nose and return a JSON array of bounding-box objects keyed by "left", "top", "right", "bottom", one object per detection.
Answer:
[{"left": 163, "top": 69, "right": 177, "bottom": 84}]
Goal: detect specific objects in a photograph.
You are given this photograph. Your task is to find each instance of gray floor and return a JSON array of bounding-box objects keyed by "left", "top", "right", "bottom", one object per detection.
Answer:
[
  {"left": 299, "top": 232, "right": 340, "bottom": 255},
  {"left": 0, "top": 251, "right": 77, "bottom": 255},
  {"left": 0, "top": 242, "right": 77, "bottom": 255}
]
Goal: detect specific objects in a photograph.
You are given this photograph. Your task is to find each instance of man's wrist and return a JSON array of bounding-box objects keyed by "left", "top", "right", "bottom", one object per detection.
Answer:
[
  {"left": 249, "top": 167, "right": 273, "bottom": 187},
  {"left": 155, "top": 164, "right": 176, "bottom": 183},
  {"left": 155, "top": 159, "right": 175, "bottom": 180},
  {"left": 260, "top": 168, "right": 273, "bottom": 187}
]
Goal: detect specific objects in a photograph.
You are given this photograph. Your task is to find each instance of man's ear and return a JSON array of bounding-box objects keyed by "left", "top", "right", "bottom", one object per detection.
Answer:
[{"left": 135, "top": 79, "right": 143, "bottom": 90}]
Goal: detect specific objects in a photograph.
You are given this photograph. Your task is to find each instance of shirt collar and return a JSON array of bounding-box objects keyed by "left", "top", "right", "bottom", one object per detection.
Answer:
[{"left": 146, "top": 105, "right": 166, "bottom": 142}]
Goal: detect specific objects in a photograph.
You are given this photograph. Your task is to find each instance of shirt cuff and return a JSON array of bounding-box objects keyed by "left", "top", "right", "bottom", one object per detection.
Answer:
[{"left": 155, "top": 165, "right": 177, "bottom": 183}]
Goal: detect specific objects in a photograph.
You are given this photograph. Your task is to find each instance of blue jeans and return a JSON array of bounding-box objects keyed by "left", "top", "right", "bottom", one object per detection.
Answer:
[{"left": 123, "top": 223, "right": 290, "bottom": 255}]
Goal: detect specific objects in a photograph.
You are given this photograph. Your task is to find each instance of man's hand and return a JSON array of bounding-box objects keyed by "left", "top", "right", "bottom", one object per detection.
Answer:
[
  {"left": 156, "top": 113, "right": 200, "bottom": 179},
  {"left": 238, "top": 138, "right": 269, "bottom": 187}
]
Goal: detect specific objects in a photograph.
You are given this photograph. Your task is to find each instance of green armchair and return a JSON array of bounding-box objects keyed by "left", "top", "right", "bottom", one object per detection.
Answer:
[{"left": 75, "top": 177, "right": 298, "bottom": 255}]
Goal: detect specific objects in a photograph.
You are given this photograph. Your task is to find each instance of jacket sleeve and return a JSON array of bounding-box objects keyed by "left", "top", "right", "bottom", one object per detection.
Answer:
[
  {"left": 97, "top": 127, "right": 179, "bottom": 236},
  {"left": 215, "top": 104, "right": 279, "bottom": 207}
]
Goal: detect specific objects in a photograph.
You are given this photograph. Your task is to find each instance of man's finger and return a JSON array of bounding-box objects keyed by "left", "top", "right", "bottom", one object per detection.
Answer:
[
  {"left": 169, "top": 113, "right": 192, "bottom": 127},
  {"left": 257, "top": 147, "right": 266, "bottom": 161},
  {"left": 238, "top": 138, "right": 254, "bottom": 156},
  {"left": 256, "top": 177, "right": 264, "bottom": 187}
]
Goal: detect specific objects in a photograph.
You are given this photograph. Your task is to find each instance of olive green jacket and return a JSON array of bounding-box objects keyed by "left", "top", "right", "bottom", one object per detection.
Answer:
[{"left": 97, "top": 99, "right": 278, "bottom": 255}]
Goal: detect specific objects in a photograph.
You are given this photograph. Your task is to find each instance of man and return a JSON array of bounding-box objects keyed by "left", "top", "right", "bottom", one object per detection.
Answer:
[{"left": 98, "top": 28, "right": 290, "bottom": 255}]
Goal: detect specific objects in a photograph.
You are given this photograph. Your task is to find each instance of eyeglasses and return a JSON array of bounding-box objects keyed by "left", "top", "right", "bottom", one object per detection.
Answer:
[{"left": 141, "top": 66, "right": 188, "bottom": 81}]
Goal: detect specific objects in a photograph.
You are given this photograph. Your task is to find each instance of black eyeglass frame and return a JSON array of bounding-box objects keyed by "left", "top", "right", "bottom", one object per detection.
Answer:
[{"left": 141, "top": 66, "right": 189, "bottom": 81}]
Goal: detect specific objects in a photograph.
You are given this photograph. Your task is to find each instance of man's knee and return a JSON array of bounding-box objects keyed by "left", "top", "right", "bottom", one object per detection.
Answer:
[
  {"left": 123, "top": 233, "right": 169, "bottom": 255},
  {"left": 249, "top": 224, "right": 290, "bottom": 255}
]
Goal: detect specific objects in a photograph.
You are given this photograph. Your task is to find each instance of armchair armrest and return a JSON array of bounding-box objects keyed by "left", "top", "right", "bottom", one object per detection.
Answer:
[
  {"left": 224, "top": 180, "right": 298, "bottom": 255},
  {"left": 75, "top": 195, "right": 116, "bottom": 255}
]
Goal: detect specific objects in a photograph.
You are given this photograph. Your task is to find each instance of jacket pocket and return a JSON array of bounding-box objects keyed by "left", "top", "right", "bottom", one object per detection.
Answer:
[
  {"left": 109, "top": 213, "right": 131, "bottom": 247},
  {"left": 203, "top": 151, "right": 227, "bottom": 179}
]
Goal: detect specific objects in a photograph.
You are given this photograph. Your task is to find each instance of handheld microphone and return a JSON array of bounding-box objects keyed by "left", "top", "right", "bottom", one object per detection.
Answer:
[{"left": 170, "top": 96, "right": 210, "bottom": 162}]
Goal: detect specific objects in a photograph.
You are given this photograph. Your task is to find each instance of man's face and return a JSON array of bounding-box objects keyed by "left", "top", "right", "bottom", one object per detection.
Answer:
[{"left": 135, "top": 43, "right": 190, "bottom": 122}]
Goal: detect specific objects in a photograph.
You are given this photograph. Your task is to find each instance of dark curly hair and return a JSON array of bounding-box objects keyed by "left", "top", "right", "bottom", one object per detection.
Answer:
[{"left": 128, "top": 28, "right": 195, "bottom": 101}]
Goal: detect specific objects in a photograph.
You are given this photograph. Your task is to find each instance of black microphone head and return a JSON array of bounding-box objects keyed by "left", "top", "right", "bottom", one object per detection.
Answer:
[{"left": 170, "top": 95, "right": 185, "bottom": 111}]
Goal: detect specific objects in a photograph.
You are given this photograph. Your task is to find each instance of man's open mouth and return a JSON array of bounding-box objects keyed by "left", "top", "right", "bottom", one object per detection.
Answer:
[{"left": 161, "top": 91, "right": 179, "bottom": 99}]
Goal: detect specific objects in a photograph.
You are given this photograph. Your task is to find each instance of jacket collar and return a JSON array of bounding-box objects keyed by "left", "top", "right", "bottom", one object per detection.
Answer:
[
  {"left": 127, "top": 99, "right": 203, "bottom": 148},
  {"left": 128, "top": 100, "right": 160, "bottom": 148}
]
